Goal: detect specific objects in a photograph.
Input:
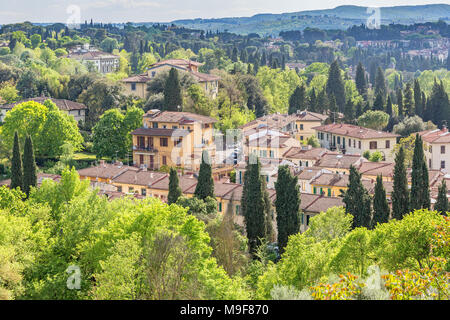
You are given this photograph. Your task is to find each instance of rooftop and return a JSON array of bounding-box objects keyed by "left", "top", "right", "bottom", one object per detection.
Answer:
[
  {"left": 315, "top": 153, "right": 366, "bottom": 169},
  {"left": 130, "top": 127, "right": 191, "bottom": 137},
  {"left": 312, "top": 123, "right": 399, "bottom": 139},
  {"left": 418, "top": 127, "right": 450, "bottom": 144},
  {"left": 0, "top": 97, "right": 87, "bottom": 111},
  {"left": 144, "top": 110, "right": 217, "bottom": 124},
  {"left": 283, "top": 146, "right": 328, "bottom": 160}
]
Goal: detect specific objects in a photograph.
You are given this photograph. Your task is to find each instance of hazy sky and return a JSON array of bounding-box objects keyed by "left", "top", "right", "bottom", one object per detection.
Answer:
[{"left": 0, "top": 0, "right": 445, "bottom": 24}]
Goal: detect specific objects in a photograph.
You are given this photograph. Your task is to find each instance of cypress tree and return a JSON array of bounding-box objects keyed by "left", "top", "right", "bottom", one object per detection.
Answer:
[
  {"left": 372, "top": 92, "right": 385, "bottom": 111},
  {"left": 242, "top": 155, "right": 269, "bottom": 256},
  {"left": 344, "top": 98, "right": 355, "bottom": 122},
  {"left": 11, "top": 131, "right": 23, "bottom": 191},
  {"left": 386, "top": 95, "right": 393, "bottom": 117},
  {"left": 326, "top": 60, "right": 346, "bottom": 113},
  {"left": 355, "top": 62, "right": 367, "bottom": 97},
  {"left": 163, "top": 68, "right": 183, "bottom": 111},
  {"left": 434, "top": 180, "right": 448, "bottom": 215},
  {"left": 168, "top": 167, "right": 182, "bottom": 205},
  {"left": 22, "top": 135, "right": 37, "bottom": 197},
  {"left": 403, "top": 82, "right": 415, "bottom": 117},
  {"left": 372, "top": 175, "right": 390, "bottom": 228},
  {"left": 288, "top": 84, "right": 306, "bottom": 115},
  {"left": 374, "top": 66, "right": 386, "bottom": 102},
  {"left": 194, "top": 151, "right": 214, "bottom": 201},
  {"left": 275, "top": 166, "right": 301, "bottom": 254},
  {"left": 342, "top": 166, "right": 372, "bottom": 229},
  {"left": 397, "top": 89, "right": 404, "bottom": 118},
  {"left": 316, "top": 89, "right": 328, "bottom": 114},
  {"left": 413, "top": 79, "right": 423, "bottom": 119},
  {"left": 410, "top": 134, "right": 430, "bottom": 210},
  {"left": 392, "top": 146, "right": 409, "bottom": 219},
  {"left": 308, "top": 88, "right": 317, "bottom": 112},
  {"left": 231, "top": 47, "right": 239, "bottom": 62},
  {"left": 428, "top": 80, "right": 450, "bottom": 128}
]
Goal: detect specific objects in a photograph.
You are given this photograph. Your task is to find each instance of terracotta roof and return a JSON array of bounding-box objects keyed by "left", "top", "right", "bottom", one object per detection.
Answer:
[
  {"left": 248, "top": 135, "right": 293, "bottom": 148},
  {"left": 0, "top": 173, "right": 61, "bottom": 187},
  {"left": 1, "top": 97, "right": 87, "bottom": 111},
  {"left": 283, "top": 146, "right": 328, "bottom": 160},
  {"left": 77, "top": 163, "right": 138, "bottom": 180},
  {"left": 312, "top": 123, "right": 399, "bottom": 139},
  {"left": 418, "top": 128, "right": 450, "bottom": 144},
  {"left": 112, "top": 170, "right": 167, "bottom": 187},
  {"left": 190, "top": 71, "right": 220, "bottom": 82},
  {"left": 150, "top": 175, "right": 198, "bottom": 193},
  {"left": 213, "top": 182, "right": 241, "bottom": 198},
  {"left": 121, "top": 74, "right": 152, "bottom": 83},
  {"left": 295, "top": 167, "right": 324, "bottom": 180},
  {"left": 151, "top": 59, "right": 203, "bottom": 68},
  {"left": 130, "top": 128, "right": 191, "bottom": 137},
  {"left": 144, "top": 110, "right": 217, "bottom": 124},
  {"left": 240, "top": 113, "right": 294, "bottom": 130},
  {"left": 315, "top": 153, "right": 365, "bottom": 169},
  {"left": 310, "top": 172, "right": 374, "bottom": 191},
  {"left": 301, "top": 194, "right": 344, "bottom": 213},
  {"left": 290, "top": 110, "right": 329, "bottom": 122},
  {"left": 358, "top": 161, "right": 395, "bottom": 177}
]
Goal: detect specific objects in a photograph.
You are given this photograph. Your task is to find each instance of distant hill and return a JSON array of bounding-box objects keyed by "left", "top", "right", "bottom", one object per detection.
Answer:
[{"left": 172, "top": 4, "right": 450, "bottom": 36}]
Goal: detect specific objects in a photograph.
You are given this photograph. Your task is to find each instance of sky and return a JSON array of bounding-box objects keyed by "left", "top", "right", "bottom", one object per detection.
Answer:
[{"left": 0, "top": 0, "right": 446, "bottom": 24}]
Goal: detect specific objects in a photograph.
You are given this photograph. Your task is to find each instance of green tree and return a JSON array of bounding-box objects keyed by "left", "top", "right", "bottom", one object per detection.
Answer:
[
  {"left": 10, "top": 132, "right": 23, "bottom": 191},
  {"left": 434, "top": 180, "right": 448, "bottom": 215},
  {"left": 168, "top": 167, "right": 182, "bottom": 205},
  {"left": 22, "top": 135, "right": 37, "bottom": 197},
  {"left": 326, "top": 60, "right": 345, "bottom": 112},
  {"left": 357, "top": 110, "right": 389, "bottom": 131},
  {"left": 242, "top": 155, "right": 270, "bottom": 256},
  {"left": 194, "top": 151, "right": 214, "bottom": 200},
  {"left": 355, "top": 62, "right": 367, "bottom": 98},
  {"left": 163, "top": 68, "right": 183, "bottom": 111},
  {"left": 342, "top": 166, "right": 372, "bottom": 229},
  {"left": 403, "top": 82, "right": 415, "bottom": 117},
  {"left": 413, "top": 79, "right": 423, "bottom": 118},
  {"left": 374, "top": 67, "right": 386, "bottom": 102},
  {"left": 288, "top": 85, "right": 306, "bottom": 115},
  {"left": 275, "top": 165, "right": 301, "bottom": 254},
  {"left": 372, "top": 175, "right": 390, "bottom": 228},
  {"left": 372, "top": 92, "right": 384, "bottom": 111},
  {"left": 392, "top": 146, "right": 410, "bottom": 220},
  {"left": 410, "top": 134, "right": 430, "bottom": 210}
]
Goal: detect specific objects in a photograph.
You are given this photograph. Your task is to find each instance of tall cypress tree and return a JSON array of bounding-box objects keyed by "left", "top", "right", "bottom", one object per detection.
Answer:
[
  {"left": 22, "top": 135, "right": 37, "bottom": 197},
  {"left": 410, "top": 134, "right": 430, "bottom": 210},
  {"left": 163, "top": 68, "right": 183, "bottom": 111},
  {"left": 372, "top": 175, "right": 390, "bottom": 228},
  {"left": 386, "top": 95, "right": 393, "bottom": 117},
  {"left": 275, "top": 165, "right": 301, "bottom": 254},
  {"left": 374, "top": 66, "right": 387, "bottom": 102},
  {"left": 434, "top": 180, "right": 449, "bottom": 215},
  {"left": 308, "top": 88, "right": 317, "bottom": 112},
  {"left": 355, "top": 62, "right": 367, "bottom": 98},
  {"left": 326, "top": 60, "right": 346, "bottom": 113},
  {"left": 11, "top": 131, "right": 23, "bottom": 191},
  {"left": 168, "top": 167, "right": 182, "bottom": 205},
  {"left": 413, "top": 79, "right": 423, "bottom": 119},
  {"left": 242, "top": 155, "right": 269, "bottom": 256},
  {"left": 344, "top": 98, "right": 355, "bottom": 122},
  {"left": 194, "top": 151, "right": 214, "bottom": 201},
  {"left": 372, "top": 92, "right": 385, "bottom": 111},
  {"left": 342, "top": 166, "right": 372, "bottom": 229},
  {"left": 396, "top": 89, "right": 404, "bottom": 118},
  {"left": 392, "top": 146, "right": 410, "bottom": 219},
  {"left": 403, "top": 82, "right": 415, "bottom": 117},
  {"left": 288, "top": 84, "right": 306, "bottom": 115}
]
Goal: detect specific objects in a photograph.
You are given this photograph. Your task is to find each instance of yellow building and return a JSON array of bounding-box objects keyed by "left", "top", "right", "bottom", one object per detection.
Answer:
[
  {"left": 310, "top": 172, "right": 374, "bottom": 197},
  {"left": 122, "top": 59, "right": 220, "bottom": 99},
  {"left": 248, "top": 134, "right": 301, "bottom": 160},
  {"left": 290, "top": 110, "right": 329, "bottom": 142},
  {"left": 131, "top": 110, "right": 217, "bottom": 172},
  {"left": 313, "top": 123, "right": 399, "bottom": 162}
]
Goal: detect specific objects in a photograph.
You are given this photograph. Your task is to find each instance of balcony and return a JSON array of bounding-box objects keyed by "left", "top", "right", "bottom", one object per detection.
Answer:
[{"left": 133, "top": 145, "right": 158, "bottom": 153}]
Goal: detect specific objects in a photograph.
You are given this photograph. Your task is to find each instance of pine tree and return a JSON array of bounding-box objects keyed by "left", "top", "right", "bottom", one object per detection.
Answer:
[
  {"left": 328, "top": 93, "right": 338, "bottom": 122},
  {"left": 372, "top": 175, "right": 390, "bottom": 228},
  {"left": 288, "top": 84, "right": 306, "bottom": 115},
  {"left": 326, "top": 60, "right": 346, "bottom": 113},
  {"left": 275, "top": 165, "right": 301, "bottom": 254},
  {"left": 316, "top": 89, "right": 329, "bottom": 114},
  {"left": 386, "top": 95, "right": 393, "bottom": 117},
  {"left": 397, "top": 89, "right": 404, "bottom": 118},
  {"left": 168, "top": 167, "right": 182, "bottom": 205},
  {"left": 308, "top": 88, "right": 317, "bottom": 112},
  {"left": 410, "top": 134, "right": 430, "bottom": 210},
  {"left": 163, "top": 68, "right": 183, "bottom": 111},
  {"left": 344, "top": 98, "right": 355, "bottom": 122},
  {"left": 355, "top": 62, "right": 367, "bottom": 98},
  {"left": 10, "top": 131, "right": 23, "bottom": 191},
  {"left": 392, "top": 146, "right": 409, "bottom": 220},
  {"left": 22, "top": 135, "right": 37, "bottom": 197},
  {"left": 342, "top": 166, "right": 372, "bottom": 229},
  {"left": 242, "top": 155, "right": 270, "bottom": 256},
  {"left": 194, "top": 151, "right": 214, "bottom": 201},
  {"left": 434, "top": 180, "right": 449, "bottom": 215}
]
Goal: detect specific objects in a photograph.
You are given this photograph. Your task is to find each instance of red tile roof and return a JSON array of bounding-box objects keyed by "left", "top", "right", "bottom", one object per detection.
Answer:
[
  {"left": 283, "top": 146, "right": 328, "bottom": 160},
  {"left": 418, "top": 128, "right": 450, "bottom": 144},
  {"left": 1, "top": 97, "right": 87, "bottom": 111},
  {"left": 312, "top": 123, "right": 399, "bottom": 139},
  {"left": 144, "top": 110, "right": 217, "bottom": 124},
  {"left": 130, "top": 128, "right": 191, "bottom": 137}
]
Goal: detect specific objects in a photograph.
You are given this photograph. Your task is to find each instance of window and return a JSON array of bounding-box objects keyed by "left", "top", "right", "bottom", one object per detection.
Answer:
[
  {"left": 441, "top": 146, "right": 446, "bottom": 154},
  {"left": 162, "top": 156, "right": 167, "bottom": 165},
  {"left": 139, "top": 155, "right": 144, "bottom": 164},
  {"left": 218, "top": 202, "right": 222, "bottom": 212},
  {"left": 236, "top": 205, "right": 241, "bottom": 215},
  {"left": 117, "top": 186, "right": 122, "bottom": 192},
  {"left": 160, "top": 138, "right": 168, "bottom": 147},
  {"left": 337, "top": 137, "right": 341, "bottom": 144},
  {"left": 369, "top": 141, "right": 377, "bottom": 149},
  {"left": 349, "top": 139, "right": 351, "bottom": 146},
  {"left": 441, "top": 161, "right": 446, "bottom": 169},
  {"left": 306, "top": 215, "right": 310, "bottom": 226},
  {"left": 300, "top": 124, "right": 304, "bottom": 130},
  {"left": 270, "top": 150, "right": 274, "bottom": 158},
  {"left": 151, "top": 71, "right": 156, "bottom": 77},
  {"left": 358, "top": 141, "right": 361, "bottom": 149},
  {"left": 386, "top": 140, "right": 390, "bottom": 149},
  {"left": 141, "top": 188, "right": 146, "bottom": 196},
  {"left": 131, "top": 83, "right": 136, "bottom": 91},
  {"left": 429, "top": 159, "right": 432, "bottom": 168},
  {"left": 300, "top": 136, "right": 304, "bottom": 141},
  {"left": 328, "top": 188, "right": 331, "bottom": 197},
  {"left": 152, "top": 122, "right": 158, "bottom": 128},
  {"left": 306, "top": 161, "right": 309, "bottom": 167},
  {"left": 313, "top": 187, "right": 317, "bottom": 194},
  {"left": 128, "top": 187, "right": 134, "bottom": 193}
]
